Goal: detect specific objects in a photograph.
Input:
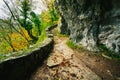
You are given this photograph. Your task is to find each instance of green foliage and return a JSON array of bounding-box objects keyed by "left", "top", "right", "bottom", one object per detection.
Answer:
[
  {"left": 0, "top": 42, "right": 9, "bottom": 53},
  {"left": 100, "top": 44, "right": 108, "bottom": 51},
  {"left": 55, "top": 29, "right": 68, "bottom": 37},
  {"left": 37, "top": 31, "right": 47, "bottom": 44},
  {"left": 0, "top": 0, "right": 60, "bottom": 60},
  {"left": 18, "top": 0, "right": 38, "bottom": 41},
  {"left": 57, "top": 33, "right": 68, "bottom": 37},
  {"left": 37, "top": 0, "right": 60, "bottom": 44},
  {"left": 30, "top": 11, "right": 41, "bottom": 35},
  {"left": 66, "top": 40, "right": 79, "bottom": 49},
  {"left": 3, "top": 0, "right": 41, "bottom": 42},
  {"left": 36, "top": 12, "right": 53, "bottom": 43},
  {"left": 100, "top": 44, "right": 120, "bottom": 60},
  {"left": 46, "top": 0, "right": 60, "bottom": 25},
  {"left": 49, "top": 7, "right": 59, "bottom": 24}
]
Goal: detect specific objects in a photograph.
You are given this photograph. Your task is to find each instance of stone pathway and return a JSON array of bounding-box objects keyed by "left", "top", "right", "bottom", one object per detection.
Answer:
[{"left": 30, "top": 36, "right": 101, "bottom": 80}]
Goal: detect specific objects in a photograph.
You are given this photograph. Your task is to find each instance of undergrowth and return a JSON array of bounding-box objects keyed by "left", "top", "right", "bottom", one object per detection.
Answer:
[
  {"left": 66, "top": 40, "right": 84, "bottom": 50},
  {"left": 53, "top": 28, "right": 68, "bottom": 37},
  {"left": 100, "top": 44, "right": 120, "bottom": 60},
  {"left": 0, "top": 0, "right": 60, "bottom": 61},
  {"left": 66, "top": 40, "right": 120, "bottom": 60}
]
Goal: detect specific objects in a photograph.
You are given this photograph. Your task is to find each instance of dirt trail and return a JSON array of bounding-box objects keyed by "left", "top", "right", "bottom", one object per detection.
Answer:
[
  {"left": 74, "top": 49, "right": 120, "bottom": 80},
  {"left": 30, "top": 36, "right": 101, "bottom": 80},
  {"left": 30, "top": 36, "right": 120, "bottom": 80}
]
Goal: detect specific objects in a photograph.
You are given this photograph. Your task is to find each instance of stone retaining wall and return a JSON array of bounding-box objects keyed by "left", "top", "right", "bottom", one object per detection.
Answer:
[{"left": 0, "top": 24, "right": 57, "bottom": 80}]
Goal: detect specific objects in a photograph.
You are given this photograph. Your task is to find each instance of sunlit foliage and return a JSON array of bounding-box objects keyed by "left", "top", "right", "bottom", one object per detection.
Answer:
[
  {"left": 0, "top": 28, "right": 30, "bottom": 54},
  {"left": 0, "top": 0, "right": 60, "bottom": 57}
]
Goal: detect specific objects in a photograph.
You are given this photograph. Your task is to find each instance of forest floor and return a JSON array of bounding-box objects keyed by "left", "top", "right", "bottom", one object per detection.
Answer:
[{"left": 30, "top": 31, "right": 120, "bottom": 80}]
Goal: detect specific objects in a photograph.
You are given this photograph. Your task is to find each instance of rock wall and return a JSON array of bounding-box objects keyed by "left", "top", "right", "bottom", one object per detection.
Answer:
[
  {"left": 55, "top": 0, "right": 120, "bottom": 53},
  {"left": 0, "top": 25, "right": 57, "bottom": 80}
]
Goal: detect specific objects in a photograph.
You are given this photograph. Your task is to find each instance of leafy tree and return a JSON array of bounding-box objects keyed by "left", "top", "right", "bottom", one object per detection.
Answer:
[
  {"left": 30, "top": 11, "right": 41, "bottom": 36},
  {"left": 45, "top": 0, "right": 59, "bottom": 25},
  {"left": 3, "top": 0, "right": 41, "bottom": 42},
  {"left": 17, "top": 0, "right": 38, "bottom": 41}
]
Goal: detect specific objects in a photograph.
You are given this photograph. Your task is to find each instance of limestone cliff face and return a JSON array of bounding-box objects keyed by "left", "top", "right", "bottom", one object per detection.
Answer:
[{"left": 55, "top": 0, "right": 120, "bottom": 53}]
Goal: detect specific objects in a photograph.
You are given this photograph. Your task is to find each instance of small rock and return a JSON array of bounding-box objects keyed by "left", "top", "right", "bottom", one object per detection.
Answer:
[
  {"left": 47, "top": 53, "right": 64, "bottom": 67},
  {"left": 80, "top": 75, "right": 84, "bottom": 79},
  {"left": 70, "top": 73, "right": 77, "bottom": 77}
]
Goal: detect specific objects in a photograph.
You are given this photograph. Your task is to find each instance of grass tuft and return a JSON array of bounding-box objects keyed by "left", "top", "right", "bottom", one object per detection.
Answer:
[{"left": 66, "top": 40, "right": 80, "bottom": 49}]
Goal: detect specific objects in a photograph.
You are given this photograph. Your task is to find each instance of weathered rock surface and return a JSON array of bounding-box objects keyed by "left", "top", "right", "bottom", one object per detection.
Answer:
[
  {"left": 58, "top": 16, "right": 70, "bottom": 35},
  {"left": 55, "top": 0, "right": 120, "bottom": 54}
]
